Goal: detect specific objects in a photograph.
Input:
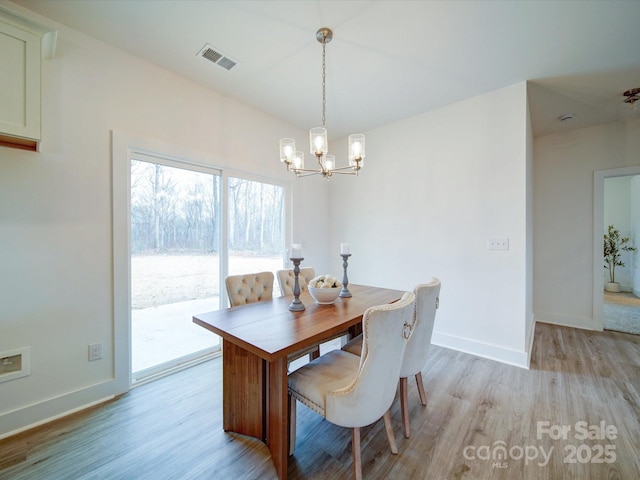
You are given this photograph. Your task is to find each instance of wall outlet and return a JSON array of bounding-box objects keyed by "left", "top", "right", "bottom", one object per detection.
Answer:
[
  {"left": 89, "top": 343, "right": 103, "bottom": 361},
  {"left": 487, "top": 237, "right": 509, "bottom": 250}
]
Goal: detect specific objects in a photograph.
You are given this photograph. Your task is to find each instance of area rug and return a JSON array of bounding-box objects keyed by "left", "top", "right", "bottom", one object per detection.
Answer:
[{"left": 603, "top": 291, "right": 640, "bottom": 335}]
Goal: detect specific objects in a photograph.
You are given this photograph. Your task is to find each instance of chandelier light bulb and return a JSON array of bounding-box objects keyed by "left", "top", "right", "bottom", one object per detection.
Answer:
[
  {"left": 349, "top": 134, "right": 365, "bottom": 168},
  {"left": 280, "top": 138, "right": 296, "bottom": 164},
  {"left": 323, "top": 155, "right": 335, "bottom": 171},
  {"left": 310, "top": 127, "right": 328, "bottom": 156}
]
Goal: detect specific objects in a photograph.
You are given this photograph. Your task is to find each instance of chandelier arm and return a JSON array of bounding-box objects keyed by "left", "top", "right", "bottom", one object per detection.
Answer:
[
  {"left": 294, "top": 171, "right": 323, "bottom": 178},
  {"left": 292, "top": 167, "right": 327, "bottom": 174},
  {"left": 330, "top": 165, "right": 361, "bottom": 172}
]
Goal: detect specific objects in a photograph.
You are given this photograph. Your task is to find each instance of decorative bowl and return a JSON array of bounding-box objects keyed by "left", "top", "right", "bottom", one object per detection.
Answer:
[{"left": 308, "top": 286, "right": 341, "bottom": 305}]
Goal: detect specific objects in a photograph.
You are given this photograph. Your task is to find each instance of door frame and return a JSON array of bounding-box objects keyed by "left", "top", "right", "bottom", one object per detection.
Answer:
[
  {"left": 593, "top": 165, "right": 640, "bottom": 330},
  {"left": 113, "top": 130, "right": 291, "bottom": 390}
]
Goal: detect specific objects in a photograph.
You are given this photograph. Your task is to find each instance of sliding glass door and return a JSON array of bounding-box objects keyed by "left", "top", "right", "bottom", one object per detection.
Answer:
[
  {"left": 128, "top": 154, "right": 288, "bottom": 382},
  {"left": 130, "top": 157, "right": 222, "bottom": 381}
]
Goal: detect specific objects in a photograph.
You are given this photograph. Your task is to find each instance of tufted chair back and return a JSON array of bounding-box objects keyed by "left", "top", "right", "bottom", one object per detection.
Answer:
[
  {"left": 325, "top": 291, "right": 416, "bottom": 428},
  {"left": 225, "top": 271, "right": 274, "bottom": 306},
  {"left": 276, "top": 267, "right": 315, "bottom": 296},
  {"left": 287, "top": 291, "right": 416, "bottom": 478},
  {"left": 400, "top": 278, "right": 441, "bottom": 378}
]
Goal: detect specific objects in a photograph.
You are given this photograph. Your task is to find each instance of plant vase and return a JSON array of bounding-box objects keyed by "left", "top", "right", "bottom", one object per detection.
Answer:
[{"left": 605, "top": 282, "right": 621, "bottom": 293}]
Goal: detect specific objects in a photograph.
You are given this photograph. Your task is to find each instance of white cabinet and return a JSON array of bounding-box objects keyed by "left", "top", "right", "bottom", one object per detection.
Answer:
[{"left": 0, "top": 17, "right": 41, "bottom": 150}]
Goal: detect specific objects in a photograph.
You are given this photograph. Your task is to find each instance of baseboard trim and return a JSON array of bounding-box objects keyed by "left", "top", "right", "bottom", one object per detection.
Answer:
[
  {"left": 431, "top": 331, "right": 529, "bottom": 369},
  {"left": 535, "top": 311, "right": 601, "bottom": 331},
  {"left": 0, "top": 379, "right": 121, "bottom": 440}
]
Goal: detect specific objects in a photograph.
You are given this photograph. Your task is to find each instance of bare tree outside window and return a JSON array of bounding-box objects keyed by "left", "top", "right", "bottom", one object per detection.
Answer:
[
  {"left": 131, "top": 161, "right": 219, "bottom": 257},
  {"left": 228, "top": 177, "right": 285, "bottom": 257}
]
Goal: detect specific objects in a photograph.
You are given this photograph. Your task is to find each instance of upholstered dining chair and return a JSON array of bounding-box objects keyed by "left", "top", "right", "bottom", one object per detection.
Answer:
[
  {"left": 225, "top": 270, "right": 317, "bottom": 367},
  {"left": 225, "top": 271, "right": 274, "bottom": 306},
  {"left": 342, "top": 278, "right": 441, "bottom": 439},
  {"left": 288, "top": 291, "right": 416, "bottom": 480},
  {"left": 276, "top": 267, "right": 315, "bottom": 296}
]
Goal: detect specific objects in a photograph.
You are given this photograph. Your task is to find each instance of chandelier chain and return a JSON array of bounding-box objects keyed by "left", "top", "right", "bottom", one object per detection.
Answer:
[{"left": 321, "top": 40, "right": 326, "bottom": 128}]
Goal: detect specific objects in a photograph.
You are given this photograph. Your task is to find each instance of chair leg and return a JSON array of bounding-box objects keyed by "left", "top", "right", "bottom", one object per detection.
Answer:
[
  {"left": 383, "top": 409, "right": 398, "bottom": 454},
  {"left": 352, "top": 427, "right": 362, "bottom": 480},
  {"left": 399, "top": 377, "right": 410, "bottom": 438},
  {"left": 310, "top": 347, "right": 320, "bottom": 360},
  {"left": 288, "top": 394, "right": 297, "bottom": 456},
  {"left": 415, "top": 372, "right": 427, "bottom": 406}
]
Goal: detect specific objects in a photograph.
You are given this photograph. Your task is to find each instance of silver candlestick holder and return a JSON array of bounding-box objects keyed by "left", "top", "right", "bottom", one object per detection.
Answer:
[
  {"left": 339, "top": 253, "right": 352, "bottom": 298},
  {"left": 289, "top": 257, "right": 306, "bottom": 311}
]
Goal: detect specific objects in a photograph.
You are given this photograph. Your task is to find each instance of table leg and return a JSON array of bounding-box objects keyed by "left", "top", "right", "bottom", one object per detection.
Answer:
[
  {"left": 347, "top": 323, "right": 362, "bottom": 340},
  {"left": 267, "top": 356, "right": 289, "bottom": 480},
  {"left": 222, "top": 339, "right": 265, "bottom": 440}
]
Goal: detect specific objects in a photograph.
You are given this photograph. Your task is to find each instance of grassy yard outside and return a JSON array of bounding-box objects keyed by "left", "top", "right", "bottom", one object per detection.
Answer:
[{"left": 131, "top": 252, "right": 283, "bottom": 309}]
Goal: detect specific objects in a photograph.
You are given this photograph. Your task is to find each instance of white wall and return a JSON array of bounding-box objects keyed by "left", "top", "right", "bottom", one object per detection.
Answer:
[
  {"left": 329, "top": 82, "right": 533, "bottom": 368},
  {"left": 534, "top": 119, "right": 640, "bottom": 330},
  {"left": 0, "top": 4, "right": 330, "bottom": 437}
]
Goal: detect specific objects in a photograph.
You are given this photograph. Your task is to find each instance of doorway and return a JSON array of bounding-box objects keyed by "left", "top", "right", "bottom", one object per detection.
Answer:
[{"left": 594, "top": 167, "right": 640, "bottom": 334}]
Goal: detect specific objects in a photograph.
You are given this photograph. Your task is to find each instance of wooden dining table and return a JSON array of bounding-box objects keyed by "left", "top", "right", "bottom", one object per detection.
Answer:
[{"left": 193, "top": 283, "right": 405, "bottom": 480}]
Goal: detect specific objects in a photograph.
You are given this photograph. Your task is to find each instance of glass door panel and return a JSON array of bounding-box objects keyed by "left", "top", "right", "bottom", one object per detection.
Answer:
[
  {"left": 130, "top": 159, "right": 221, "bottom": 379},
  {"left": 227, "top": 176, "right": 286, "bottom": 296}
]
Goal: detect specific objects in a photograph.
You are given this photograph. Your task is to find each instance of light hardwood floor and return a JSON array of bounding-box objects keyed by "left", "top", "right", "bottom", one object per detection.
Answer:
[{"left": 1, "top": 322, "right": 639, "bottom": 479}]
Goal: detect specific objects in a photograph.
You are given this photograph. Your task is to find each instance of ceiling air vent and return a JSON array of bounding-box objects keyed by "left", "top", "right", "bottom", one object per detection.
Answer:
[{"left": 197, "top": 43, "right": 237, "bottom": 71}]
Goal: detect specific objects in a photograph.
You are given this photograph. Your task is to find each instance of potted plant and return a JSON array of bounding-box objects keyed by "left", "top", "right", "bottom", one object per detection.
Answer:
[{"left": 603, "top": 224, "right": 637, "bottom": 292}]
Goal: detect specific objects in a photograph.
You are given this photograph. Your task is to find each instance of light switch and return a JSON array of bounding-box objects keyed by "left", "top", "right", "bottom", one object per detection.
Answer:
[{"left": 487, "top": 237, "right": 509, "bottom": 250}]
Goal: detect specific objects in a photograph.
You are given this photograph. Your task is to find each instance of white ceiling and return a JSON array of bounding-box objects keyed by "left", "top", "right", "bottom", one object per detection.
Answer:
[{"left": 8, "top": 0, "right": 640, "bottom": 138}]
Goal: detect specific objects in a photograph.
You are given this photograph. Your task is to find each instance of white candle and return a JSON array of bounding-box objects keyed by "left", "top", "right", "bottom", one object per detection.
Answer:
[
  {"left": 290, "top": 244, "right": 303, "bottom": 258},
  {"left": 340, "top": 242, "right": 350, "bottom": 255}
]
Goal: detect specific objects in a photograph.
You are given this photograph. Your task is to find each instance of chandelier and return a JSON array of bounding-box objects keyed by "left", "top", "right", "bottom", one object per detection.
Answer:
[{"left": 279, "top": 27, "right": 365, "bottom": 179}]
